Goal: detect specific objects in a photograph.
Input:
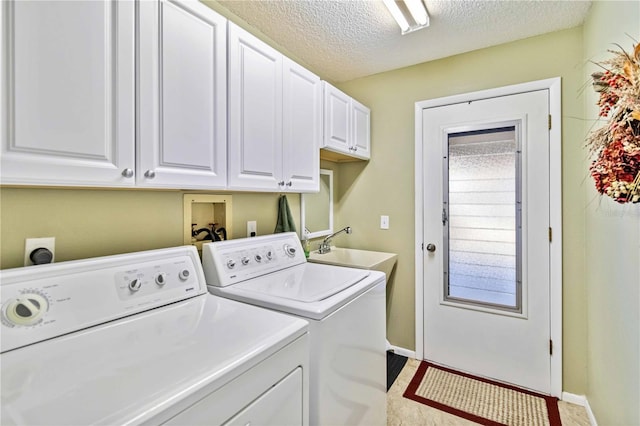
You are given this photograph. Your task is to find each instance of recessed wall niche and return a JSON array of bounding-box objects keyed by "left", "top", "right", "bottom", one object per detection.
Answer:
[{"left": 183, "top": 194, "right": 233, "bottom": 256}]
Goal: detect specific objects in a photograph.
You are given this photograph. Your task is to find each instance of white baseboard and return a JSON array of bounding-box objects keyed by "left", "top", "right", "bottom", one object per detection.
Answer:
[
  {"left": 562, "top": 392, "right": 597, "bottom": 426},
  {"left": 388, "top": 345, "right": 416, "bottom": 359}
]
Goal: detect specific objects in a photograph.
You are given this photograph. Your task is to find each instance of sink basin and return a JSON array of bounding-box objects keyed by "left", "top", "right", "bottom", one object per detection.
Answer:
[{"left": 308, "top": 247, "right": 398, "bottom": 278}]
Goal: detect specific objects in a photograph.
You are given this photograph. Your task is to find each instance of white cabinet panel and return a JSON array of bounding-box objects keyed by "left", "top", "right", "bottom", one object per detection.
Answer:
[
  {"left": 323, "top": 84, "right": 351, "bottom": 153},
  {"left": 227, "top": 22, "right": 283, "bottom": 191},
  {"left": 321, "top": 82, "right": 371, "bottom": 161},
  {"left": 1, "top": 0, "right": 135, "bottom": 186},
  {"left": 351, "top": 98, "right": 371, "bottom": 159},
  {"left": 138, "top": 0, "right": 227, "bottom": 189},
  {"left": 283, "top": 58, "right": 320, "bottom": 192}
]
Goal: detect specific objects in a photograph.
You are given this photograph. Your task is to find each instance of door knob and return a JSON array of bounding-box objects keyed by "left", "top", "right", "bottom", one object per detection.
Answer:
[{"left": 426, "top": 243, "right": 436, "bottom": 252}]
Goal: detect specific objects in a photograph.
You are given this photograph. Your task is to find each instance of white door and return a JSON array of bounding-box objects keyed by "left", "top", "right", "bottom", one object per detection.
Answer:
[
  {"left": 1, "top": 0, "right": 135, "bottom": 186},
  {"left": 422, "top": 90, "right": 551, "bottom": 393},
  {"left": 227, "top": 22, "right": 283, "bottom": 191},
  {"left": 282, "top": 58, "right": 320, "bottom": 192},
  {"left": 137, "top": 0, "right": 227, "bottom": 189}
]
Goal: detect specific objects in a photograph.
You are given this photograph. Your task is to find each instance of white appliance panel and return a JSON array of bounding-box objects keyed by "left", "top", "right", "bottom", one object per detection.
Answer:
[
  {"left": 310, "top": 281, "right": 386, "bottom": 426},
  {"left": 1, "top": 245, "right": 309, "bottom": 426},
  {"left": 232, "top": 262, "right": 370, "bottom": 302}
]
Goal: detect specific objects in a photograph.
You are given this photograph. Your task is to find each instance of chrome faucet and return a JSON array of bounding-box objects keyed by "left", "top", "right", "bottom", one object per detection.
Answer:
[{"left": 318, "top": 226, "right": 352, "bottom": 254}]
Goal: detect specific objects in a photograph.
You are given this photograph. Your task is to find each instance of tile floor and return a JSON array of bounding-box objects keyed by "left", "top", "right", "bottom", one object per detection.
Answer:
[{"left": 387, "top": 358, "right": 591, "bottom": 425}]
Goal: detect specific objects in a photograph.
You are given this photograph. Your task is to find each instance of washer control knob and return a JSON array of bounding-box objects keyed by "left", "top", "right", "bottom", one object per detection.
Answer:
[
  {"left": 283, "top": 245, "right": 296, "bottom": 258},
  {"left": 129, "top": 278, "right": 142, "bottom": 292},
  {"left": 241, "top": 257, "right": 250, "bottom": 265},
  {"left": 255, "top": 254, "right": 262, "bottom": 262},
  {"left": 178, "top": 269, "right": 190, "bottom": 281},
  {"left": 226, "top": 259, "right": 236, "bottom": 269},
  {"left": 266, "top": 250, "right": 273, "bottom": 260},
  {"left": 4, "top": 293, "right": 48, "bottom": 326},
  {"left": 155, "top": 273, "right": 167, "bottom": 286}
]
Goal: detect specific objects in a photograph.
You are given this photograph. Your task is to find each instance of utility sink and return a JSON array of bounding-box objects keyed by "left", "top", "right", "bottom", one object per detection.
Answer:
[{"left": 308, "top": 247, "right": 398, "bottom": 278}]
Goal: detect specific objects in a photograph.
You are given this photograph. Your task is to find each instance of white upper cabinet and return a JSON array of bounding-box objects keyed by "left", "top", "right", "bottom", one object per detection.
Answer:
[
  {"left": 351, "top": 98, "right": 371, "bottom": 159},
  {"left": 282, "top": 58, "right": 321, "bottom": 192},
  {"left": 321, "top": 82, "right": 371, "bottom": 161},
  {"left": 0, "top": 0, "right": 136, "bottom": 186},
  {"left": 228, "top": 23, "right": 319, "bottom": 193},
  {"left": 323, "top": 84, "right": 351, "bottom": 154},
  {"left": 138, "top": 0, "right": 227, "bottom": 189},
  {"left": 227, "top": 22, "right": 283, "bottom": 191}
]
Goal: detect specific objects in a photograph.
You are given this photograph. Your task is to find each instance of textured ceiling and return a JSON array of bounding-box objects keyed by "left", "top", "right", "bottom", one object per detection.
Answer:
[{"left": 214, "top": 0, "right": 592, "bottom": 83}]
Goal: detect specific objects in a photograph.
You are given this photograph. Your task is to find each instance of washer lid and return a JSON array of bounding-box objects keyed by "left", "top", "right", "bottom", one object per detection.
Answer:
[{"left": 233, "top": 263, "right": 370, "bottom": 302}]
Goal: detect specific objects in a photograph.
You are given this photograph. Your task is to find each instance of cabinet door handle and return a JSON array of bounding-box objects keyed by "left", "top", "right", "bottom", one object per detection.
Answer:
[
  {"left": 121, "top": 168, "right": 134, "bottom": 178},
  {"left": 144, "top": 170, "right": 156, "bottom": 179}
]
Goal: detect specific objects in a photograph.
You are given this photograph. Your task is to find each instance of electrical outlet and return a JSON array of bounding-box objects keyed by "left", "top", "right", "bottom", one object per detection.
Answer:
[
  {"left": 24, "top": 237, "right": 55, "bottom": 266},
  {"left": 380, "top": 215, "right": 389, "bottom": 230},
  {"left": 247, "top": 221, "right": 257, "bottom": 237}
]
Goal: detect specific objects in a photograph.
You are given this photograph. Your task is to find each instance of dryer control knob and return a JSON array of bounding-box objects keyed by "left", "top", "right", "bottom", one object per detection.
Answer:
[
  {"left": 4, "top": 293, "right": 48, "bottom": 326},
  {"left": 241, "top": 257, "right": 250, "bottom": 265},
  {"left": 226, "top": 260, "right": 236, "bottom": 269},
  {"left": 129, "top": 278, "right": 142, "bottom": 292}
]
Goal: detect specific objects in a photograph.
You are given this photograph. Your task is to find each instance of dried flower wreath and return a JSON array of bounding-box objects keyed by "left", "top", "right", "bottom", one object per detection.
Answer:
[{"left": 588, "top": 42, "right": 640, "bottom": 204}]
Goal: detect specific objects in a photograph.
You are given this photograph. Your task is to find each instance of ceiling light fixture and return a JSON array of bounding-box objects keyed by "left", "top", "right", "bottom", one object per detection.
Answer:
[{"left": 383, "top": 0, "right": 430, "bottom": 35}]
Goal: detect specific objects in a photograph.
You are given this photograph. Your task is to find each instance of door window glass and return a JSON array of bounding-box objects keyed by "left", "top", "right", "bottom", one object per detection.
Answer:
[{"left": 443, "top": 126, "right": 521, "bottom": 311}]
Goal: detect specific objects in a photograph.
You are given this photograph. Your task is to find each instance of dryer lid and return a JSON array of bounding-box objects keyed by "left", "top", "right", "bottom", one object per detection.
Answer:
[{"left": 233, "top": 263, "right": 370, "bottom": 302}]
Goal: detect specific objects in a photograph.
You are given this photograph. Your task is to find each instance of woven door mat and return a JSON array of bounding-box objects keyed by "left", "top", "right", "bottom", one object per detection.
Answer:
[{"left": 403, "top": 361, "right": 561, "bottom": 426}]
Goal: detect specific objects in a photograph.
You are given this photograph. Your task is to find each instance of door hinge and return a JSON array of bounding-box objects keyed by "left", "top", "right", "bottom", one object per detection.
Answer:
[
  {"left": 548, "top": 227, "right": 552, "bottom": 242},
  {"left": 548, "top": 114, "right": 552, "bottom": 130},
  {"left": 549, "top": 339, "right": 553, "bottom": 355}
]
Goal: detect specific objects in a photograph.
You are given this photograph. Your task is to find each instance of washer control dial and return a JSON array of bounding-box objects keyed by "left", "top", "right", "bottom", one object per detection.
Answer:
[
  {"left": 226, "top": 259, "right": 236, "bottom": 269},
  {"left": 255, "top": 254, "right": 262, "bottom": 262},
  {"left": 266, "top": 250, "right": 273, "bottom": 260},
  {"left": 155, "top": 273, "right": 167, "bottom": 286},
  {"left": 4, "top": 293, "right": 49, "bottom": 326},
  {"left": 178, "top": 269, "right": 190, "bottom": 281},
  {"left": 283, "top": 244, "right": 296, "bottom": 258},
  {"left": 241, "top": 256, "right": 250, "bottom": 265}
]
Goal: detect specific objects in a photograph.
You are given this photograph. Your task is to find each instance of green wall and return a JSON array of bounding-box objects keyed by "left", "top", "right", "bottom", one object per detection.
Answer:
[
  {"left": 336, "top": 26, "right": 587, "bottom": 394},
  {"left": 582, "top": 1, "right": 639, "bottom": 424},
  {"left": 0, "top": 188, "right": 300, "bottom": 269}
]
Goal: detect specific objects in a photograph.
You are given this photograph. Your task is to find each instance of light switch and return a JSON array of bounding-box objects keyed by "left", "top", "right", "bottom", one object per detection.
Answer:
[{"left": 380, "top": 215, "right": 389, "bottom": 230}]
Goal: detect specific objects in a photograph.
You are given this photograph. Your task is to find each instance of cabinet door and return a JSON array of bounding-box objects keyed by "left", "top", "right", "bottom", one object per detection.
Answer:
[
  {"left": 322, "top": 82, "right": 351, "bottom": 154},
  {"left": 138, "top": 0, "right": 227, "bottom": 189},
  {"left": 282, "top": 58, "right": 320, "bottom": 193},
  {"left": 0, "top": 1, "right": 135, "bottom": 186},
  {"left": 351, "top": 99, "right": 371, "bottom": 160},
  {"left": 228, "top": 23, "right": 283, "bottom": 191}
]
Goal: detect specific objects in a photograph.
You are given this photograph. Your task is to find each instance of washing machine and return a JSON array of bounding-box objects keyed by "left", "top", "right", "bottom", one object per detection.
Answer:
[
  {"left": 0, "top": 246, "right": 309, "bottom": 425},
  {"left": 202, "top": 232, "right": 386, "bottom": 426}
]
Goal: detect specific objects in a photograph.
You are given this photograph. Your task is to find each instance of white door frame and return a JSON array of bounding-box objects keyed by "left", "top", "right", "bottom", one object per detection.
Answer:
[{"left": 414, "top": 78, "right": 563, "bottom": 397}]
